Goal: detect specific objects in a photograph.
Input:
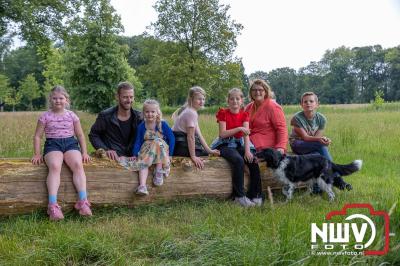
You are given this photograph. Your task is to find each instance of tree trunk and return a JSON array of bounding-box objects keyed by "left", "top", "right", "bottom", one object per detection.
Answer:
[{"left": 0, "top": 157, "right": 282, "bottom": 216}]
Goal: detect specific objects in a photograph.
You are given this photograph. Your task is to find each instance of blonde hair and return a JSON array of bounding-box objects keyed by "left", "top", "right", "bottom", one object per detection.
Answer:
[
  {"left": 172, "top": 86, "right": 206, "bottom": 120},
  {"left": 143, "top": 99, "right": 163, "bottom": 133},
  {"left": 227, "top": 88, "right": 244, "bottom": 107},
  {"left": 301, "top": 92, "right": 318, "bottom": 104},
  {"left": 48, "top": 85, "right": 70, "bottom": 110},
  {"left": 248, "top": 79, "right": 273, "bottom": 101}
]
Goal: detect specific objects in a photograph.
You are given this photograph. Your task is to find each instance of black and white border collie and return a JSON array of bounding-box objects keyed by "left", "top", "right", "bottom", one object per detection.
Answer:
[{"left": 258, "top": 148, "right": 362, "bottom": 201}]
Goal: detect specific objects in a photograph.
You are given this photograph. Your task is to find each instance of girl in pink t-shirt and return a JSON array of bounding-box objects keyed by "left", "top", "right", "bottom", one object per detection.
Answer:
[
  {"left": 31, "top": 86, "right": 92, "bottom": 220},
  {"left": 211, "top": 88, "right": 262, "bottom": 207},
  {"left": 172, "top": 86, "right": 220, "bottom": 169}
]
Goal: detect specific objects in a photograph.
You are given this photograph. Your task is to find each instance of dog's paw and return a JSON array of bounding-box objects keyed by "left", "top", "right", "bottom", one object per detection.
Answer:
[{"left": 345, "top": 183, "right": 353, "bottom": 191}]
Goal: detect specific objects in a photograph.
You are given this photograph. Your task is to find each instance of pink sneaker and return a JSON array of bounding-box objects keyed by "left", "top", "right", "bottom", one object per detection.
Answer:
[
  {"left": 47, "top": 203, "right": 64, "bottom": 221},
  {"left": 74, "top": 199, "right": 93, "bottom": 216}
]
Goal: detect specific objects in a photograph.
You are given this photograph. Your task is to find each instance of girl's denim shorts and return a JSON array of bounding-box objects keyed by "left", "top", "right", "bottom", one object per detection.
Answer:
[{"left": 44, "top": 137, "right": 81, "bottom": 156}]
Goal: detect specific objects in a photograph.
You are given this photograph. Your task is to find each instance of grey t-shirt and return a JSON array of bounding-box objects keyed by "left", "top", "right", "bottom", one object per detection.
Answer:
[{"left": 290, "top": 111, "right": 326, "bottom": 140}]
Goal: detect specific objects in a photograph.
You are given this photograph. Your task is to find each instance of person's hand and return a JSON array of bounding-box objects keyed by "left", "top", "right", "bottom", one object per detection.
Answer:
[
  {"left": 106, "top": 150, "right": 119, "bottom": 161},
  {"left": 127, "top": 156, "right": 137, "bottom": 161},
  {"left": 244, "top": 150, "right": 254, "bottom": 163},
  {"left": 31, "top": 154, "right": 43, "bottom": 165},
  {"left": 276, "top": 148, "right": 285, "bottom": 155},
  {"left": 240, "top": 127, "right": 250, "bottom": 136},
  {"left": 320, "top": 136, "right": 331, "bottom": 146},
  {"left": 191, "top": 156, "right": 204, "bottom": 169},
  {"left": 209, "top": 149, "right": 220, "bottom": 156},
  {"left": 82, "top": 153, "right": 91, "bottom": 163}
]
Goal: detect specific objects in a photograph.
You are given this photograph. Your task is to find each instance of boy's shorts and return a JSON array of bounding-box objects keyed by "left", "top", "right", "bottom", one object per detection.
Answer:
[{"left": 43, "top": 137, "right": 81, "bottom": 156}]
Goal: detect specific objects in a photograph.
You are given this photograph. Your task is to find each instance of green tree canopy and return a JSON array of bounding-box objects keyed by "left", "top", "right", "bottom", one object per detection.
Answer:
[
  {"left": 0, "top": 73, "right": 11, "bottom": 111},
  {"left": 19, "top": 74, "right": 40, "bottom": 110},
  {"left": 64, "top": 0, "right": 141, "bottom": 113},
  {"left": 1, "top": 0, "right": 82, "bottom": 47},
  {"left": 151, "top": 0, "right": 243, "bottom": 64},
  {"left": 142, "top": 0, "right": 244, "bottom": 105}
]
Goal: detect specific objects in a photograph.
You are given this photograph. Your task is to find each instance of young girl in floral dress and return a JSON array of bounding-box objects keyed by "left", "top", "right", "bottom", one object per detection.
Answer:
[{"left": 132, "top": 99, "right": 175, "bottom": 195}]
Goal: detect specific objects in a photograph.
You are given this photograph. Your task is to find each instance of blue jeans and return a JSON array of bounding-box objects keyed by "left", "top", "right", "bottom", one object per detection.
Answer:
[{"left": 290, "top": 140, "right": 332, "bottom": 161}]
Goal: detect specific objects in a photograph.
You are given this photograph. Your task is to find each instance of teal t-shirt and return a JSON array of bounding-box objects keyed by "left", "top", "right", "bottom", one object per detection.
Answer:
[{"left": 290, "top": 111, "right": 326, "bottom": 140}]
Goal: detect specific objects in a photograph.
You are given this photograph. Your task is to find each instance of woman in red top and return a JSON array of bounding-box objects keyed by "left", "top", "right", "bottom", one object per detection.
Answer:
[
  {"left": 244, "top": 79, "right": 288, "bottom": 154},
  {"left": 211, "top": 88, "right": 262, "bottom": 207}
]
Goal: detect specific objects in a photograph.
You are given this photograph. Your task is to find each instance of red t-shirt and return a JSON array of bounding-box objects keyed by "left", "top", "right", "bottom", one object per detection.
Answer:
[{"left": 216, "top": 108, "right": 249, "bottom": 138}]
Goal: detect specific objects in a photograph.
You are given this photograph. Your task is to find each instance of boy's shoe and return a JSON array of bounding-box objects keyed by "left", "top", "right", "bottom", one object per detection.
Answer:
[
  {"left": 136, "top": 185, "right": 149, "bottom": 195},
  {"left": 251, "top": 198, "right": 263, "bottom": 206},
  {"left": 47, "top": 203, "right": 64, "bottom": 221},
  {"left": 153, "top": 169, "right": 164, "bottom": 187},
  {"left": 74, "top": 199, "right": 93, "bottom": 216},
  {"left": 234, "top": 196, "right": 256, "bottom": 207}
]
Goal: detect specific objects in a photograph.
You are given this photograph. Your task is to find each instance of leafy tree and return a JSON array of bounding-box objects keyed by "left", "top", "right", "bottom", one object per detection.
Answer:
[
  {"left": 248, "top": 71, "right": 268, "bottom": 82},
  {"left": 267, "top": 67, "right": 297, "bottom": 104},
  {"left": 147, "top": 0, "right": 243, "bottom": 105},
  {"left": 6, "top": 88, "right": 22, "bottom": 111},
  {"left": 239, "top": 61, "right": 249, "bottom": 98},
  {"left": 372, "top": 90, "right": 385, "bottom": 109},
  {"left": 151, "top": 0, "right": 243, "bottom": 64},
  {"left": 0, "top": 74, "right": 11, "bottom": 111},
  {"left": 0, "top": 35, "right": 12, "bottom": 72},
  {"left": 352, "top": 45, "right": 387, "bottom": 102},
  {"left": 41, "top": 46, "right": 67, "bottom": 94},
  {"left": 2, "top": 46, "right": 44, "bottom": 89},
  {"left": 384, "top": 46, "right": 400, "bottom": 101},
  {"left": 64, "top": 0, "right": 141, "bottom": 112},
  {"left": 320, "top": 46, "right": 357, "bottom": 103},
  {"left": 19, "top": 74, "right": 40, "bottom": 110},
  {"left": 1, "top": 0, "right": 82, "bottom": 47},
  {"left": 136, "top": 36, "right": 242, "bottom": 105}
]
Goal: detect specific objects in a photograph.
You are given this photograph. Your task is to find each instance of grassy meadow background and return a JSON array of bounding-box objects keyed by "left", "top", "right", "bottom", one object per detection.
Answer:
[{"left": 0, "top": 103, "right": 399, "bottom": 265}]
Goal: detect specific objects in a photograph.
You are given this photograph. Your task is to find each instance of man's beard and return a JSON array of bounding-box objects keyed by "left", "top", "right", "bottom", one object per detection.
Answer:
[{"left": 119, "top": 102, "right": 132, "bottom": 111}]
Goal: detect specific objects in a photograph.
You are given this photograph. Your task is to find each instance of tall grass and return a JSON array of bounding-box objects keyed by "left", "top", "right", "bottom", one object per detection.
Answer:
[{"left": 1, "top": 104, "right": 399, "bottom": 265}]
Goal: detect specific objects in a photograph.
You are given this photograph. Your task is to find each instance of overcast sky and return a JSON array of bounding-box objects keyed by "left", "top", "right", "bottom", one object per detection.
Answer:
[{"left": 110, "top": 0, "right": 400, "bottom": 74}]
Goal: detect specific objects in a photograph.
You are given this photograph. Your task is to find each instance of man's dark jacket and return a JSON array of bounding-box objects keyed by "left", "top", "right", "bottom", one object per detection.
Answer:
[{"left": 89, "top": 106, "right": 142, "bottom": 157}]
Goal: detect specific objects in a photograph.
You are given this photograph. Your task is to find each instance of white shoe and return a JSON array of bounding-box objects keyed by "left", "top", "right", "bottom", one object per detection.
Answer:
[
  {"left": 136, "top": 185, "right": 149, "bottom": 195},
  {"left": 251, "top": 198, "right": 263, "bottom": 206},
  {"left": 234, "top": 196, "right": 255, "bottom": 207}
]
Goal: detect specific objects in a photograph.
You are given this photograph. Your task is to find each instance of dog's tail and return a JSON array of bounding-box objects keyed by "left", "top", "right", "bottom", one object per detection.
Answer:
[{"left": 332, "top": 160, "right": 363, "bottom": 176}]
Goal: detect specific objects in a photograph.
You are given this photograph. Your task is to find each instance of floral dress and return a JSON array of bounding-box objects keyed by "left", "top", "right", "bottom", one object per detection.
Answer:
[{"left": 136, "top": 129, "right": 170, "bottom": 175}]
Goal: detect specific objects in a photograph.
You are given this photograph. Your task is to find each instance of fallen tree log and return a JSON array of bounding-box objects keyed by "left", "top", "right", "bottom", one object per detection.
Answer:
[{"left": 0, "top": 156, "right": 282, "bottom": 216}]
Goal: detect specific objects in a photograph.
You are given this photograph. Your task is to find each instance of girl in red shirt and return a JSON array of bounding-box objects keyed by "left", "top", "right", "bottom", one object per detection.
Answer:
[{"left": 211, "top": 88, "right": 262, "bottom": 207}]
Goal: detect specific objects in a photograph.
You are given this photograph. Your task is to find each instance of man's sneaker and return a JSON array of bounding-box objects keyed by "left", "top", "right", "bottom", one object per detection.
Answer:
[
  {"left": 74, "top": 199, "right": 93, "bottom": 216},
  {"left": 136, "top": 185, "right": 149, "bottom": 195},
  {"left": 251, "top": 197, "right": 263, "bottom": 206},
  {"left": 47, "top": 203, "right": 64, "bottom": 221},
  {"left": 234, "top": 196, "right": 255, "bottom": 207},
  {"left": 153, "top": 169, "right": 164, "bottom": 187}
]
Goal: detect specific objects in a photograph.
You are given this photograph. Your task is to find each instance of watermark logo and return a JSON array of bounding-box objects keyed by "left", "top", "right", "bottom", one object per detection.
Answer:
[{"left": 311, "top": 203, "right": 390, "bottom": 256}]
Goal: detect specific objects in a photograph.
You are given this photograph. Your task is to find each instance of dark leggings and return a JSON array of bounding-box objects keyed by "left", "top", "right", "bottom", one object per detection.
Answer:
[{"left": 219, "top": 145, "right": 262, "bottom": 199}]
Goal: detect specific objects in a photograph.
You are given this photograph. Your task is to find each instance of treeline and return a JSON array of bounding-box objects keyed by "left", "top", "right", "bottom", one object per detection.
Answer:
[
  {"left": 1, "top": 0, "right": 399, "bottom": 113},
  {"left": 250, "top": 45, "right": 400, "bottom": 105}
]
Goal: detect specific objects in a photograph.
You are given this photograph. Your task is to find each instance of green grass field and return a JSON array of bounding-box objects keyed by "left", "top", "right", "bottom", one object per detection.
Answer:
[{"left": 0, "top": 104, "right": 399, "bottom": 265}]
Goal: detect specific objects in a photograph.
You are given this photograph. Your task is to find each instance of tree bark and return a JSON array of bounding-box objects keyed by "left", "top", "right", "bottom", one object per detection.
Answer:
[{"left": 0, "top": 157, "right": 282, "bottom": 216}]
